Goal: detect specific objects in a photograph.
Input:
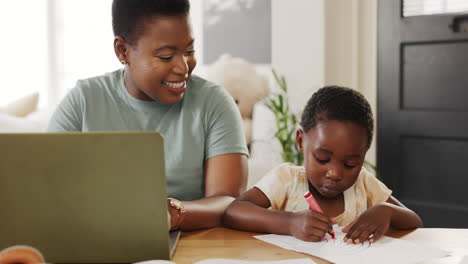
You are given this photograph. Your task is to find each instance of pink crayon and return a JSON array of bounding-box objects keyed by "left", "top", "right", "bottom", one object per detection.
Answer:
[{"left": 304, "top": 191, "right": 335, "bottom": 239}]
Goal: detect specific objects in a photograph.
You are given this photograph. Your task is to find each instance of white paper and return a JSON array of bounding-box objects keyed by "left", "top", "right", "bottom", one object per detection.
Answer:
[
  {"left": 459, "top": 255, "right": 468, "bottom": 264},
  {"left": 194, "top": 258, "right": 317, "bottom": 264},
  {"left": 133, "top": 259, "right": 176, "bottom": 264},
  {"left": 133, "top": 261, "right": 175, "bottom": 264},
  {"left": 254, "top": 225, "right": 448, "bottom": 264}
]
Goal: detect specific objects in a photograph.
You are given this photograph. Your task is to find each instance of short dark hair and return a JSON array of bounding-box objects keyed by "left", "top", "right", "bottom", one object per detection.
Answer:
[
  {"left": 112, "top": 0, "right": 190, "bottom": 45},
  {"left": 300, "top": 85, "right": 374, "bottom": 148}
]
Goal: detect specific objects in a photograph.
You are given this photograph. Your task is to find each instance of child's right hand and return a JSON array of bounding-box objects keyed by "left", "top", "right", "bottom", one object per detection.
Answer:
[{"left": 288, "top": 210, "right": 334, "bottom": 242}]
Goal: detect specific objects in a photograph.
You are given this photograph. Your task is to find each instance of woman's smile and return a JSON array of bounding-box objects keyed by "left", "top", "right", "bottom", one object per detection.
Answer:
[{"left": 162, "top": 80, "right": 187, "bottom": 95}]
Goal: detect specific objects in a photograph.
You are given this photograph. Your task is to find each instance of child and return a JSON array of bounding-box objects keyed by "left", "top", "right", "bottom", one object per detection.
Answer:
[{"left": 223, "top": 86, "right": 422, "bottom": 243}]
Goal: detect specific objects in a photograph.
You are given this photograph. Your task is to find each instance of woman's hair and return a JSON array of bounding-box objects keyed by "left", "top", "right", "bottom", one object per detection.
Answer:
[
  {"left": 112, "top": 0, "right": 190, "bottom": 45},
  {"left": 300, "top": 85, "right": 374, "bottom": 148}
]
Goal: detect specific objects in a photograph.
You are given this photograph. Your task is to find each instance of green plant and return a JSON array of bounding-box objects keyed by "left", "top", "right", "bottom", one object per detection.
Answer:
[{"left": 264, "top": 69, "right": 303, "bottom": 165}]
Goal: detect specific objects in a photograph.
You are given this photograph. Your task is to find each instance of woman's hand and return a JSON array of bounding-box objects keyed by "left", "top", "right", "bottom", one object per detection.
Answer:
[
  {"left": 342, "top": 203, "right": 392, "bottom": 244},
  {"left": 288, "top": 210, "right": 334, "bottom": 242}
]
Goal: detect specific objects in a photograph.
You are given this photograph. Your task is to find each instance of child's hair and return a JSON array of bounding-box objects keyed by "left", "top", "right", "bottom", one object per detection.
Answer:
[
  {"left": 300, "top": 85, "right": 374, "bottom": 148},
  {"left": 112, "top": 0, "right": 190, "bottom": 45}
]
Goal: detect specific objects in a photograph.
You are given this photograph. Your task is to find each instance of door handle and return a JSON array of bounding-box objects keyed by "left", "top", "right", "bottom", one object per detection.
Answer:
[{"left": 450, "top": 14, "right": 468, "bottom": 33}]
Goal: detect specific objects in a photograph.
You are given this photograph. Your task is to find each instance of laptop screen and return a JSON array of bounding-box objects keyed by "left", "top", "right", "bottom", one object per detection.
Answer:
[{"left": 0, "top": 132, "right": 175, "bottom": 263}]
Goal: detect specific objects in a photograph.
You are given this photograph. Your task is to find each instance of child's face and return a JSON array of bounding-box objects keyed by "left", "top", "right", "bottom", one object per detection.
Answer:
[
  {"left": 297, "top": 120, "right": 368, "bottom": 199},
  {"left": 123, "top": 15, "right": 196, "bottom": 104}
]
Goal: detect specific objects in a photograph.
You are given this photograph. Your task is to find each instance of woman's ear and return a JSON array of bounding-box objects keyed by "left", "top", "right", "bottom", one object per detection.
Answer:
[
  {"left": 296, "top": 129, "right": 304, "bottom": 153},
  {"left": 114, "top": 36, "right": 129, "bottom": 65}
]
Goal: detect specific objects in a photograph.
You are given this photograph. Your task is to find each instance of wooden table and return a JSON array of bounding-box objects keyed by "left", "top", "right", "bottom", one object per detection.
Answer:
[{"left": 172, "top": 227, "right": 468, "bottom": 264}]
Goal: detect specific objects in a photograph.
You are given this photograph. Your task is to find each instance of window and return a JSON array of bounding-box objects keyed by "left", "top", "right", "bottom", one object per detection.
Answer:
[
  {"left": 1, "top": 0, "right": 203, "bottom": 108},
  {"left": 404, "top": 0, "right": 468, "bottom": 17},
  {"left": 0, "top": 0, "right": 48, "bottom": 107},
  {"left": 51, "top": 0, "right": 119, "bottom": 106}
]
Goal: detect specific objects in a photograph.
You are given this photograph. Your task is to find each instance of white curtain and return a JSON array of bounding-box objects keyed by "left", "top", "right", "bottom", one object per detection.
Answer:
[{"left": 0, "top": 0, "right": 48, "bottom": 107}]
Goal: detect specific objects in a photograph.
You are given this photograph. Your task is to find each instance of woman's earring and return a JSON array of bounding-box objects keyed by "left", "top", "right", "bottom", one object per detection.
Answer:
[{"left": 121, "top": 60, "right": 126, "bottom": 65}]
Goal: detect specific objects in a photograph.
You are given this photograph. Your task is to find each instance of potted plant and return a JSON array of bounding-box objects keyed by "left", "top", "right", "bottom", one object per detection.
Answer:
[{"left": 264, "top": 69, "right": 303, "bottom": 165}]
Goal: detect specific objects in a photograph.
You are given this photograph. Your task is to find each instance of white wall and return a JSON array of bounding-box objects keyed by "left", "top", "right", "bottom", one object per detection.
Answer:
[
  {"left": 271, "top": 0, "right": 378, "bottom": 165},
  {"left": 324, "top": 0, "right": 377, "bottom": 165},
  {"left": 272, "top": 0, "right": 324, "bottom": 114},
  {"left": 189, "top": 0, "right": 204, "bottom": 70},
  {"left": 191, "top": 0, "right": 325, "bottom": 115}
]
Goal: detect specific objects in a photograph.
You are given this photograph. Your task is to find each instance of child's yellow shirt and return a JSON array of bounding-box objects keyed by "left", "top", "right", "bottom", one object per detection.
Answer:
[{"left": 254, "top": 163, "right": 392, "bottom": 226}]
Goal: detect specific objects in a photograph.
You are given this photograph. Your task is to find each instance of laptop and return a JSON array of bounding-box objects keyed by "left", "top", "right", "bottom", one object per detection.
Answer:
[{"left": 0, "top": 132, "right": 180, "bottom": 263}]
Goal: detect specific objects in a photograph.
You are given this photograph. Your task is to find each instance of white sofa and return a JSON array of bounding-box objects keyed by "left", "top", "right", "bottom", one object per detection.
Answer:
[
  {"left": 246, "top": 102, "right": 283, "bottom": 188},
  {"left": 0, "top": 95, "right": 281, "bottom": 189},
  {"left": 0, "top": 93, "right": 54, "bottom": 133},
  {"left": 0, "top": 109, "right": 54, "bottom": 133}
]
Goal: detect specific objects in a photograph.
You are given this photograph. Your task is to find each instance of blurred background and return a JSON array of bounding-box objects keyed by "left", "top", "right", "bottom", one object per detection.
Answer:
[{"left": 1, "top": 0, "right": 468, "bottom": 227}]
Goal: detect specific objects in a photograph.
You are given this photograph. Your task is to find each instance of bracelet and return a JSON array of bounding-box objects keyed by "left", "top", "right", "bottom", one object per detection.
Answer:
[{"left": 168, "top": 198, "right": 186, "bottom": 231}]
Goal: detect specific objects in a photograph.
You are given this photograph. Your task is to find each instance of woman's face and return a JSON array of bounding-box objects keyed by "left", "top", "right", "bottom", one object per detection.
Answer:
[
  {"left": 123, "top": 15, "right": 196, "bottom": 104},
  {"left": 296, "top": 120, "right": 369, "bottom": 199}
]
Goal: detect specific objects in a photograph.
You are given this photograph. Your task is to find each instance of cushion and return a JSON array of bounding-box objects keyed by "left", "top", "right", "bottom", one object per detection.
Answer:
[{"left": 0, "top": 92, "right": 39, "bottom": 117}]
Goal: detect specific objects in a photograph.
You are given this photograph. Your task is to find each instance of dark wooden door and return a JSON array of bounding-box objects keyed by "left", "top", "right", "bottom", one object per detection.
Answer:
[{"left": 377, "top": 1, "right": 468, "bottom": 227}]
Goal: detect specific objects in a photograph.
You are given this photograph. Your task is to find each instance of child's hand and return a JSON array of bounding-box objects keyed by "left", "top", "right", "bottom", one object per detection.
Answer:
[
  {"left": 0, "top": 246, "right": 44, "bottom": 264},
  {"left": 288, "top": 210, "right": 334, "bottom": 242},
  {"left": 342, "top": 203, "right": 393, "bottom": 244}
]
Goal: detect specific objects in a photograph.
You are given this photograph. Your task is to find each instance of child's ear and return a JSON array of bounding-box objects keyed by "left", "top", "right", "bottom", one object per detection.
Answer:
[
  {"left": 296, "top": 129, "right": 304, "bottom": 153},
  {"left": 114, "top": 36, "right": 129, "bottom": 65}
]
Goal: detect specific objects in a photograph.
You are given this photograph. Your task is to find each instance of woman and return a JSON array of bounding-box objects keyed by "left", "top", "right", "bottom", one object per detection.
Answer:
[{"left": 48, "top": 0, "right": 249, "bottom": 231}]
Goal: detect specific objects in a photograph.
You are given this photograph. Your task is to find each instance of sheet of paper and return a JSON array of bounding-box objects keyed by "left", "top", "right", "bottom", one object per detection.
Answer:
[
  {"left": 194, "top": 258, "right": 317, "bottom": 264},
  {"left": 459, "top": 255, "right": 468, "bottom": 264},
  {"left": 254, "top": 225, "right": 448, "bottom": 264},
  {"left": 133, "top": 261, "right": 175, "bottom": 264}
]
